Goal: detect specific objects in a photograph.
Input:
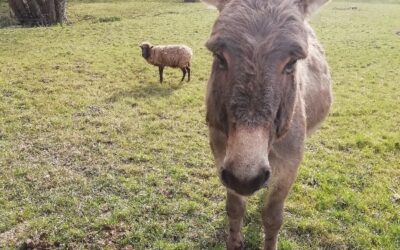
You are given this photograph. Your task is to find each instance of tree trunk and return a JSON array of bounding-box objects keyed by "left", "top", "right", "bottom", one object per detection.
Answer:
[{"left": 8, "top": 0, "right": 66, "bottom": 26}]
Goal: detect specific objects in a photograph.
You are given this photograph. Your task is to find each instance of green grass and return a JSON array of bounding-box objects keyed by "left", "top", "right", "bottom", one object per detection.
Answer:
[
  {"left": 0, "top": 0, "right": 399, "bottom": 249},
  {"left": 337, "top": 0, "right": 400, "bottom": 3}
]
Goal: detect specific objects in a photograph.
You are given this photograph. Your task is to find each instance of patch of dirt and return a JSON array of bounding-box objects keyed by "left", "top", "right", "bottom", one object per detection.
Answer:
[
  {"left": 72, "top": 104, "right": 108, "bottom": 118},
  {"left": 77, "top": 223, "right": 133, "bottom": 249},
  {"left": 3, "top": 224, "right": 134, "bottom": 249},
  {"left": 392, "top": 194, "right": 400, "bottom": 203},
  {"left": 0, "top": 223, "right": 28, "bottom": 246},
  {"left": 19, "top": 235, "right": 56, "bottom": 250},
  {"left": 304, "top": 177, "right": 320, "bottom": 188}
]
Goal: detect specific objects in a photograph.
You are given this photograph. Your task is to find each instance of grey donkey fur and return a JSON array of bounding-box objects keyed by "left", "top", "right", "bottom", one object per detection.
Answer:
[{"left": 202, "top": 0, "right": 332, "bottom": 249}]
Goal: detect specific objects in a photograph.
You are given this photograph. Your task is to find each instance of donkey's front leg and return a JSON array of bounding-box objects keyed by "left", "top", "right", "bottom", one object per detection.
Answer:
[
  {"left": 262, "top": 195, "right": 284, "bottom": 250},
  {"left": 226, "top": 190, "right": 246, "bottom": 250},
  {"left": 262, "top": 170, "right": 297, "bottom": 250}
]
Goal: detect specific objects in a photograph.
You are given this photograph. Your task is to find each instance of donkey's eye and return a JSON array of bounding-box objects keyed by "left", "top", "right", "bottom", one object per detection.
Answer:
[
  {"left": 214, "top": 53, "right": 227, "bottom": 70},
  {"left": 283, "top": 60, "right": 297, "bottom": 75}
]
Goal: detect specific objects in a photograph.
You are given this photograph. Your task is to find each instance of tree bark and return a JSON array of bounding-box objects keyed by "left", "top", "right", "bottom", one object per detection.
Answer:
[
  {"left": 54, "top": 0, "right": 66, "bottom": 24},
  {"left": 8, "top": 0, "right": 66, "bottom": 26},
  {"left": 26, "top": 0, "right": 45, "bottom": 26}
]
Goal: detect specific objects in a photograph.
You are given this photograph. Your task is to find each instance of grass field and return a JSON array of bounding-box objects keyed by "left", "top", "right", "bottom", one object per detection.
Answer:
[{"left": 0, "top": 0, "right": 399, "bottom": 249}]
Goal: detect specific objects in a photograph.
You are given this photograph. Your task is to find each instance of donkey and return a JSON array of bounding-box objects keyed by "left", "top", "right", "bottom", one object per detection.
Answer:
[{"left": 202, "top": 0, "right": 332, "bottom": 249}]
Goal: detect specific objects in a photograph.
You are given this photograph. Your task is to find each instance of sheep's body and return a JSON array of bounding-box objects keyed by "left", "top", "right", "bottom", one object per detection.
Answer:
[
  {"left": 147, "top": 45, "right": 192, "bottom": 68},
  {"left": 140, "top": 42, "right": 193, "bottom": 83}
]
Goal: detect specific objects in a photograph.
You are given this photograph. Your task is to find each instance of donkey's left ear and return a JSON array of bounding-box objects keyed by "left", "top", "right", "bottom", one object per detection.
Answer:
[{"left": 296, "top": 0, "right": 330, "bottom": 18}]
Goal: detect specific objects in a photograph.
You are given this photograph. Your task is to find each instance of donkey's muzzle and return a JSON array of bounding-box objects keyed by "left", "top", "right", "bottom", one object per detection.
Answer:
[{"left": 221, "top": 167, "right": 270, "bottom": 196}]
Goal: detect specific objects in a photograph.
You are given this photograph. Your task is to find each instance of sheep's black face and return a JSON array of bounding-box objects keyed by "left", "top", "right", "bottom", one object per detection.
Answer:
[{"left": 140, "top": 44, "right": 151, "bottom": 59}]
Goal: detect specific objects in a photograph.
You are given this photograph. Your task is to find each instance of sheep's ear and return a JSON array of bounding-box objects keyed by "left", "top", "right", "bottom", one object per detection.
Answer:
[
  {"left": 150, "top": 46, "right": 154, "bottom": 49},
  {"left": 296, "top": 0, "right": 330, "bottom": 17},
  {"left": 201, "top": 0, "right": 231, "bottom": 11}
]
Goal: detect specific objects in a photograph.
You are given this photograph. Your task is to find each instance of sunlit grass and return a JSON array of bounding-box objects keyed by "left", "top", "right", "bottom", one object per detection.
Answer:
[{"left": 0, "top": 0, "right": 399, "bottom": 249}]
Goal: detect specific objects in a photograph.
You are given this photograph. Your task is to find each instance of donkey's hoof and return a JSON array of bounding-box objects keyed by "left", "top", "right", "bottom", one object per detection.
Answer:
[{"left": 227, "top": 235, "right": 244, "bottom": 250}]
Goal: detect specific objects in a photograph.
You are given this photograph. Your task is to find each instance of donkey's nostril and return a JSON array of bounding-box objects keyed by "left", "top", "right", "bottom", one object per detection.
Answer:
[
  {"left": 251, "top": 169, "right": 270, "bottom": 189},
  {"left": 255, "top": 168, "right": 270, "bottom": 187},
  {"left": 221, "top": 169, "right": 235, "bottom": 186},
  {"left": 221, "top": 169, "right": 228, "bottom": 184},
  {"left": 221, "top": 169, "right": 228, "bottom": 182},
  {"left": 220, "top": 167, "right": 270, "bottom": 195}
]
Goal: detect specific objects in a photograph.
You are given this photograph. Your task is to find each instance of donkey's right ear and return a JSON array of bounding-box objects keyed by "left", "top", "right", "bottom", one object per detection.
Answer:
[
  {"left": 201, "top": 0, "right": 230, "bottom": 11},
  {"left": 296, "top": 0, "right": 330, "bottom": 18}
]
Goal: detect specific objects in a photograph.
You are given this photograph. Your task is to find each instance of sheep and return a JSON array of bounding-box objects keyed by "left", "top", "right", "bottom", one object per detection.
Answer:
[{"left": 139, "top": 42, "right": 193, "bottom": 83}]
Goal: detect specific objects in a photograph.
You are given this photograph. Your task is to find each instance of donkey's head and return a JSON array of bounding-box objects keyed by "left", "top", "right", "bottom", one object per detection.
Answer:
[{"left": 204, "top": 0, "right": 329, "bottom": 196}]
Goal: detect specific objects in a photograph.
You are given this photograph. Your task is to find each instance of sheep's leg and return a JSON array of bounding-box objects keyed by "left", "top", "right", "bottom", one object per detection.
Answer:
[
  {"left": 180, "top": 67, "right": 187, "bottom": 82},
  {"left": 159, "top": 66, "right": 164, "bottom": 83},
  {"left": 226, "top": 190, "right": 246, "bottom": 250},
  {"left": 186, "top": 67, "right": 190, "bottom": 82}
]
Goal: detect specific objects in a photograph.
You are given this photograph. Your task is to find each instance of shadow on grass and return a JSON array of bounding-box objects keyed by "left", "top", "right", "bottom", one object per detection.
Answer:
[{"left": 105, "top": 82, "right": 183, "bottom": 103}]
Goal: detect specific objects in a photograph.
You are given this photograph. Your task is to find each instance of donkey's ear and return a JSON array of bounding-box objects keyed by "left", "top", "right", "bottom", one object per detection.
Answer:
[
  {"left": 201, "top": 0, "right": 230, "bottom": 11},
  {"left": 296, "top": 0, "right": 330, "bottom": 17}
]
